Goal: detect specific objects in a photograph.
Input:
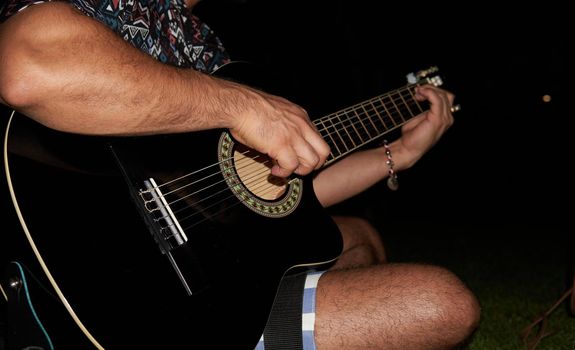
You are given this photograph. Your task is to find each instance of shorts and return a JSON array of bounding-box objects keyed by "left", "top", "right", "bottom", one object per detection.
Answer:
[{"left": 254, "top": 270, "right": 325, "bottom": 350}]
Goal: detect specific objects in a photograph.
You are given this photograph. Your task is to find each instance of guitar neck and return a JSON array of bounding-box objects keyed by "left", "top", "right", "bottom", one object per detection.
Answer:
[{"left": 314, "top": 84, "right": 426, "bottom": 166}]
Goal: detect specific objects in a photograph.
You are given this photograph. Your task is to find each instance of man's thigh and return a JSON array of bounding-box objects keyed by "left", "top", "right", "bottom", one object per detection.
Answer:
[{"left": 314, "top": 263, "right": 480, "bottom": 350}]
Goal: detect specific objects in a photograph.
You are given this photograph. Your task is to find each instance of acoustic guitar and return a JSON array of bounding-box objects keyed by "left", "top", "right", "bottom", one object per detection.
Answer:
[{"left": 1, "top": 63, "right": 443, "bottom": 349}]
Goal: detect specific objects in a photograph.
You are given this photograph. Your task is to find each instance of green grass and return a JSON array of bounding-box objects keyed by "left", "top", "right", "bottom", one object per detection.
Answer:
[{"left": 378, "top": 222, "right": 575, "bottom": 349}]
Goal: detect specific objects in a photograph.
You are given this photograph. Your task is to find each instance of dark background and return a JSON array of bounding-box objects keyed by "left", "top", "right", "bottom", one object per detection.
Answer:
[
  {"left": 0, "top": 2, "right": 570, "bottom": 242},
  {"left": 0, "top": 1, "right": 572, "bottom": 348},
  {"left": 2, "top": 0, "right": 570, "bottom": 278},
  {"left": 195, "top": 0, "right": 571, "bottom": 228}
]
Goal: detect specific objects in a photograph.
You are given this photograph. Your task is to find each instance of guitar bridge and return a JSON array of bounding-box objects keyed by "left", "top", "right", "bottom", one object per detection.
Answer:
[
  {"left": 140, "top": 178, "right": 188, "bottom": 254},
  {"left": 138, "top": 178, "right": 193, "bottom": 296}
]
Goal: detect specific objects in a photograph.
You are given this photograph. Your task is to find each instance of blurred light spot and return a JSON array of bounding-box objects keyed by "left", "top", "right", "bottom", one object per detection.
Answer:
[{"left": 542, "top": 95, "right": 552, "bottom": 103}]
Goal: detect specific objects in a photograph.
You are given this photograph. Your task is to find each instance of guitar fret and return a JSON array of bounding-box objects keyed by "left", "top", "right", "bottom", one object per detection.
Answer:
[
  {"left": 360, "top": 104, "right": 383, "bottom": 135},
  {"left": 346, "top": 110, "right": 366, "bottom": 144},
  {"left": 340, "top": 111, "right": 364, "bottom": 146},
  {"left": 323, "top": 116, "right": 349, "bottom": 156},
  {"left": 376, "top": 97, "right": 395, "bottom": 130},
  {"left": 316, "top": 118, "right": 342, "bottom": 158},
  {"left": 368, "top": 100, "right": 389, "bottom": 130},
  {"left": 333, "top": 113, "right": 354, "bottom": 152},
  {"left": 352, "top": 107, "right": 373, "bottom": 139},
  {"left": 319, "top": 83, "right": 434, "bottom": 165},
  {"left": 381, "top": 95, "right": 401, "bottom": 126},
  {"left": 406, "top": 86, "right": 425, "bottom": 114},
  {"left": 397, "top": 89, "right": 415, "bottom": 117}
]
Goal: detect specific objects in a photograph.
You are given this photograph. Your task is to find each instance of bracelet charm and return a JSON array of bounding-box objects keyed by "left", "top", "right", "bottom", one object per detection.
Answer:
[{"left": 382, "top": 140, "right": 398, "bottom": 191}]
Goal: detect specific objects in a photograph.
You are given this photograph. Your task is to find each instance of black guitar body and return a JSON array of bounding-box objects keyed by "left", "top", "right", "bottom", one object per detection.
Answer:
[
  {"left": 4, "top": 62, "right": 441, "bottom": 349},
  {"left": 2, "top": 63, "right": 343, "bottom": 349}
]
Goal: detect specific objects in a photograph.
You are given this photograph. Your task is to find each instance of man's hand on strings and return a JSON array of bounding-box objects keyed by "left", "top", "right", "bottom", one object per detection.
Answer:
[{"left": 227, "top": 84, "right": 330, "bottom": 178}]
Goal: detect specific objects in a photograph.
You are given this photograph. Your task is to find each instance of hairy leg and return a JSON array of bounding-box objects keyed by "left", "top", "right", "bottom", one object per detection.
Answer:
[
  {"left": 318, "top": 216, "right": 480, "bottom": 349},
  {"left": 315, "top": 264, "right": 480, "bottom": 349}
]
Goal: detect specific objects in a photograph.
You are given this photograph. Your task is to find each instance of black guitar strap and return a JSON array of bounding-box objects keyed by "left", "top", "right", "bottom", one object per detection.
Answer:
[{"left": 263, "top": 272, "right": 307, "bottom": 350}]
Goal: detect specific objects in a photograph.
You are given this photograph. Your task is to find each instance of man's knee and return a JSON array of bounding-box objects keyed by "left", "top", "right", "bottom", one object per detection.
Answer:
[
  {"left": 417, "top": 265, "right": 481, "bottom": 345},
  {"left": 332, "top": 216, "right": 386, "bottom": 268},
  {"left": 333, "top": 216, "right": 385, "bottom": 255}
]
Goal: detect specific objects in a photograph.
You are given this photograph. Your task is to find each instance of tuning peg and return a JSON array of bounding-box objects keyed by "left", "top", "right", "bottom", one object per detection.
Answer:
[
  {"left": 407, "top": 66, "right": 440, "bottom": 84},
  {"left": 450, "top": 104, "right": 461, "bottom": 113},
  {"left": 416, "top": 66, "right": 439, "bottom": 79}
]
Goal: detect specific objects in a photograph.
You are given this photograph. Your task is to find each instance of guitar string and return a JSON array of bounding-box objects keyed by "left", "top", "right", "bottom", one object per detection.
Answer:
[
  {"left": 170, "top": 92, "right": 417, "bottom": 232},
  {"left": 175, "top": 172, "right": 289, "bottom": 226},
  {"left": 150, "top": 87, "right": 419, "bottom": 216},
  {"left": 146, "top": 147, "right": 263, "bottom": 192},
  {"left": 151, "top": 89, "right": 424, "bottom": 229},
  {"left": 154, "top": 161, "right": 296, "bottom": 234},
  {"left": 133, "top": 74, "right": 417, "bottom": 196},
  {"left": 315, "top": 86, "right": 424, "bottom": 162},
  {"left": 146, "top": 84, "right": 418, "bottom": 198},
  {"left": 158, "top": 151, "right": 266, "bottom": 198},
  {"left": 146, "top": 151, "right": 282, "bottom": 218},
  {"left": 147, "top": 86, "right": 421, "bottom": 222},
  {"left": 155, "top": 105, "right": 423, "bottom": 233},
  {"left": 163, "top": 153, "right": 285, "bottom": 214},
  {"left": 154, "top": 172, "right": 283, "bottom": 238},
  {"left": 145, "top": 85, "right": 432, "bottom": 242},
  {"left": 148, "top": 84, "right": 416, "bottom": 188},
  {"left": 181, "top": 99, "right": 419, "bottom": 209},
  {"left": 317, "top": 84, "right": 418, "bottom": 128}
]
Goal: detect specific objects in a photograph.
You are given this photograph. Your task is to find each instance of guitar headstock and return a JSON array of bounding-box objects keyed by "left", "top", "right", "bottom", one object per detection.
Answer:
[
  {"left": 406, "top": 66, "right": 443, "bottom": 87},
  {"left": 406, "top": 66, "right": 461, "bottom": 113}
]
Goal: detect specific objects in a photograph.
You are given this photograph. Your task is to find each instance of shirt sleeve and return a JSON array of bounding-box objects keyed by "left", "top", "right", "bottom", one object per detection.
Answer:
[{"left": 0, "top": 0, "right": 63, "bottom": 23}]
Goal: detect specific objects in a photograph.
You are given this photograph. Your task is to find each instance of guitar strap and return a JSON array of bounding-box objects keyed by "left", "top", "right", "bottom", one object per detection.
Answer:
[{"left": 262, "top": 272, "right": 307, "bottom": 350}]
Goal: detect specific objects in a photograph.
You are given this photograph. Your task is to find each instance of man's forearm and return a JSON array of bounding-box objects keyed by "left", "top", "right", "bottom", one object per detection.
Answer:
[
  {"left": 0, "top": 2, "right": 332, "bottom": 177},
  {"left": 313, "top": 140, "right": 418, "bottom": 208},
  {"left": 0, "top": 2, "right": 234, "bottom": 136}
]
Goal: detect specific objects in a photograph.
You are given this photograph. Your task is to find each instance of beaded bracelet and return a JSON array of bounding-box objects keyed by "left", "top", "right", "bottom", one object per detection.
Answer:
[{"left": 382, "top": 140, "right": 399, "bottom": 191}]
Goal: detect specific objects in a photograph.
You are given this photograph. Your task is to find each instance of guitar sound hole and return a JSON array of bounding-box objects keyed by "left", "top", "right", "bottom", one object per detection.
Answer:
[{"left": 233, "top": 144, "right": 287, "bottom": 201}]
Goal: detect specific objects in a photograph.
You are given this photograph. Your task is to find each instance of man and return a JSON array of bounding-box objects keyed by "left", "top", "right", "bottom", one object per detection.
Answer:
[{"left": 0, "top": 0, "right": 480, "bottom": 348}]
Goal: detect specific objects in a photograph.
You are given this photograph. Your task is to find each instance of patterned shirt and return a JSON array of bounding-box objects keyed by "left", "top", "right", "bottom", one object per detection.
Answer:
[{"left": 0, "top": 0, "right": 230, "bottom": 73}]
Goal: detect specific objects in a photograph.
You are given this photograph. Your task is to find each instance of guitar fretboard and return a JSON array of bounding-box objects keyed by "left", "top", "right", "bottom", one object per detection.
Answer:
[{"left": 313, "top": 84, "right": 426, "bottom": 165}]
